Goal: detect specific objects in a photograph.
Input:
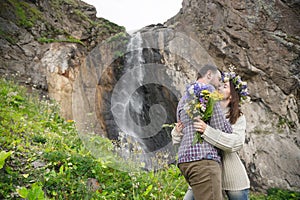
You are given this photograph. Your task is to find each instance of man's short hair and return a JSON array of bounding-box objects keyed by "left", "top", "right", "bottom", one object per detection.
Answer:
[{"left": 197, "top": 64, "right": 219, "bottom": 80}]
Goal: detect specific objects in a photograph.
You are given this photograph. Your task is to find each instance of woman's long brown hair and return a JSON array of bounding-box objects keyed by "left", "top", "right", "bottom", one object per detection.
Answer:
[{"left": 227, "top": 81, "right": 242, "bottom": 124}]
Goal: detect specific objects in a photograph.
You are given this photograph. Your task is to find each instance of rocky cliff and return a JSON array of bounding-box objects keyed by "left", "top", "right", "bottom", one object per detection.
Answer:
[
  {"left": 0, "top": 0, "right": 299, "bottom": 193},
  {"left": 0, "top": 0, "right": 125, "bottom": 118}
]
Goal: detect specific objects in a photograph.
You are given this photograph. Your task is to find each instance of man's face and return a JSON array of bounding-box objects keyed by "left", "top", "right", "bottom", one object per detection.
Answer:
[{"left": 210, "top": 70, "right": 222, "bottom": 88}]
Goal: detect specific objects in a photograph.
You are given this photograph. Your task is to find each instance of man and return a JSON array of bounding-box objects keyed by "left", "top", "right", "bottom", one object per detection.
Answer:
[{"left": 177, "top": 64, "right": 232, "bottom": 200}]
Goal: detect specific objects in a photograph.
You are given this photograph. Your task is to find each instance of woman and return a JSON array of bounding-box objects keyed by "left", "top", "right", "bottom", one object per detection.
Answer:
[{"left": 172, "top": 71, "right": 251, "bottom": 200}]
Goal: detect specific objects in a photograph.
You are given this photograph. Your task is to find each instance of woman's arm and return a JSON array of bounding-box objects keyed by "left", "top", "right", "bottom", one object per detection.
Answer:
[{"left": 196, "top": 115, "right": 246, "bottom": 152}]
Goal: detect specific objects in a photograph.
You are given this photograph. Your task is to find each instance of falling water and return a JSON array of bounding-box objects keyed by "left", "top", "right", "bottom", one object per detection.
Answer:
[
  {"left": 126, "top": 32, "right": 145, "bottom": 117},
  {"left": 115, "top": 32, "right": 148, "bottom": 164},
  {"left": 126, "top": 32, "right": 144, "bottom": 82}
]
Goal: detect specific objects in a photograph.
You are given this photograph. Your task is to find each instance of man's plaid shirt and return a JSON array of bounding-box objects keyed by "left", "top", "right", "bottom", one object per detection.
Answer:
[{"left": 177, "top": 83, "right": 232, "bottom": 164}]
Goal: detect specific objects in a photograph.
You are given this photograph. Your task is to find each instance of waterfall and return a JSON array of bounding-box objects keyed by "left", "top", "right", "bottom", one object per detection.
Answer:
[
  {"left": 126, "top": 32, "right": 144, "bottom": 82},
  {"left": 113, "top": 32, "right": 148, "bottom": 165},
  {"left": 125, "top": 32, "right": 145, "bottom": 117}
]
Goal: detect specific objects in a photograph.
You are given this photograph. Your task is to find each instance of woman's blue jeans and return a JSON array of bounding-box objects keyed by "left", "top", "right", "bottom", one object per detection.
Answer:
[
  {"left": 183, "top": 188, "right": 249, "bottom": 200},
  {"left": 225, "top": 189, "right": 249, "bottom": 200}
]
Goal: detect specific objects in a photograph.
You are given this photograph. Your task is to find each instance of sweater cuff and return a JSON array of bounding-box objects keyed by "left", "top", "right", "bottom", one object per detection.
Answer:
[{"left": 171, "top": 129, "right": 183, "bottom": 145}]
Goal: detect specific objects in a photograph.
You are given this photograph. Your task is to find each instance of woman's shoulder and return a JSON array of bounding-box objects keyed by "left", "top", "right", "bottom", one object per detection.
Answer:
[
  {"left": 238, "top": 114, "right": 246, "bottom": 121},
  {"left": 232, "top": 114, "right": 246, "bottom": 127}
]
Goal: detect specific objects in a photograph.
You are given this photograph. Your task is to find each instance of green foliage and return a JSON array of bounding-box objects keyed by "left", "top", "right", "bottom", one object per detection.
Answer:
[
  {"left": 277, "top": 116, "right": 296, "bottom": 130},
  {"left": 0, "top": 28, "right": 17, "bottom": 44},
  {"left": 266, "top": 188, "right": 300, "bottom": 200},
  {"left": 0, "top": 151, "right": 12, "bottom": 169},
  {"left": 3, "top": 0, "right": 125, "bottom": 47},
  {"left": 8, "top": 0, "right": 42, "bottom": 29},
  {"left": 97, "top": 18, "right": 126, "bottom": 34},
  {"left": 114, "top": 50, "right": 125, "bottom": 58},
  {"left": 17, "top": 182, "right": 45, "bottom": 200},
  {"left": 48, "top": 0, "right": 125, "bottom": 38},
  {"left": 37, "top": 36, "right": 85, "bottom": 46},
  {"left": 250, "top": 188, "right": 300, "bottom": 200},
  {"left": 250, "top": 193, "right": 266, "bottom": 200},
  {"left": 128, "top": 165, "right": 188, "bottom": 199},
  {"left": 107, "top": 32, "right": 128, "bottom": 43},
  {"left": 74, "top": 9, "right": 94, "bottom": 25}
]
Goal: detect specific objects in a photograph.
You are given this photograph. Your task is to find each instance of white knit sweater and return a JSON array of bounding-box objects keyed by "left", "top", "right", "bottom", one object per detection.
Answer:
[{"left": 171, "top": 114, "right": 250, "bottom": 191}]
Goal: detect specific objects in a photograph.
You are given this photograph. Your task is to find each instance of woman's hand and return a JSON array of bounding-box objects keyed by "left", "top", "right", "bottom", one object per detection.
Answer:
[
  {"left": 193, "top": 117, "right": 207, "bottom": 133},
  {"left": 175, "top": 121, "right": 184, "bottom": 132},
  {"left": 171, "top": 121, "right": 184, "bottom": 145}
]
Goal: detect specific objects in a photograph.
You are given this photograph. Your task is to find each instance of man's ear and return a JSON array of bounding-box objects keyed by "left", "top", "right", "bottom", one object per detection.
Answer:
[{"left": 207, "top": 70, "right": 212, "bottom": 79}]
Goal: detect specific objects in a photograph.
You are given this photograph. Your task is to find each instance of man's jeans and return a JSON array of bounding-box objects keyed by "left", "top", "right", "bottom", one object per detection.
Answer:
[{"left": 178, "top": 160, "right": 222, "bottom": 200}]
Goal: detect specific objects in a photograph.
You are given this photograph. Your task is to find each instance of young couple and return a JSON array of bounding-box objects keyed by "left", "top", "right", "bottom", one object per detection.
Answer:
[{"left": 172, "top": 64, "right": 250, "bottom": 200}]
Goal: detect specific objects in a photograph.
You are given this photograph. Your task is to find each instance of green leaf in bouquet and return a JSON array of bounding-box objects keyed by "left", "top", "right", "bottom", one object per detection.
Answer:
[
  {"left": 202, "top": 97, "right": 216, "bottom": 122},
  {"left": 192, "top": 132, "right": 203, "bottom": 145}
]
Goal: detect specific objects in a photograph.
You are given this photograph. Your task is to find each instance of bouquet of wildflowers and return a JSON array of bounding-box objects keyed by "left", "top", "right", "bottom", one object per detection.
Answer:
[{"left": 184, "top": 82, "right": 223, "bottom": 145}]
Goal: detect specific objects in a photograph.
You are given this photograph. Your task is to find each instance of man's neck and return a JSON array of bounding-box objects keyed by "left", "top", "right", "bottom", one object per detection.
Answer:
[{"left": 197, "top": 78, "right": 208, "bottom": 84}]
